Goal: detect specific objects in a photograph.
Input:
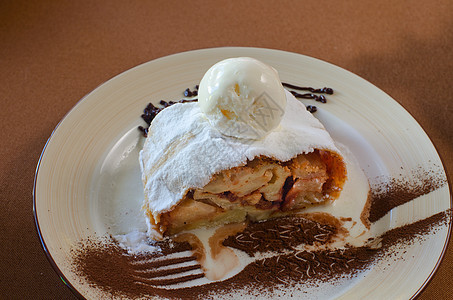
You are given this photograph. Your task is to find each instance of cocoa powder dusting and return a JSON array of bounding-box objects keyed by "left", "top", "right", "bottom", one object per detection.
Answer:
[
  {"left": 72, "top": 210, "right": 451, "bottom": 299},
  {"left": 84, "top": 89, "right": 451, "bottom": 299},
  {"left": 72, "top": 237, "right": 202, "bottom": 299},
  {"left": 379, "top": 209, "right": 451, "bottom": 250},
  {"left": 223, "top": 216, "right": 338, "bottom": 256},
  {"left": 367, "top": 168, "right": 447, "bottom": 223}
]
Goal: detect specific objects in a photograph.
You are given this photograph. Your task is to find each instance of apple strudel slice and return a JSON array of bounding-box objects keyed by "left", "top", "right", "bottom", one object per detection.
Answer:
[{"left": 139, "top": 90, "right": 347, "bottom": 238}]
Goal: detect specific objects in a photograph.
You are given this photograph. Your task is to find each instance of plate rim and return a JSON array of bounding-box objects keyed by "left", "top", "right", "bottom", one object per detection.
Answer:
[{"left": 33, "top": 46, "right": 453, "bottom": 299}]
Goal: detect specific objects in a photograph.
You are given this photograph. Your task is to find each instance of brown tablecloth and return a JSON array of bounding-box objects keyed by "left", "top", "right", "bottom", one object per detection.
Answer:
[{"left": 1, "top": 0, "right": 452, "bottom": 298}]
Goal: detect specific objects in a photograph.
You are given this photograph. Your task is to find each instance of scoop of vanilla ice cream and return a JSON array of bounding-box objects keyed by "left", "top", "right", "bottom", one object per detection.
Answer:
[{"left": 198, "top": 57, "right": 287, "bottom": 139}]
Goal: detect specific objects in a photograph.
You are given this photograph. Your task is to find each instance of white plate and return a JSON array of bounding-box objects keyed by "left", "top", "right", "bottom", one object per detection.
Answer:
[{"left": 34, "top": 47, "right": 451, "bottom": 299}]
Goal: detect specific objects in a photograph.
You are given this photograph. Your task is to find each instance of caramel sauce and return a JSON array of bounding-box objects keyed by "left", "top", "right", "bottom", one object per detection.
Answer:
[
  {"left": 209, "top": 222, "right": 246, "bottom": 259},
  {"left": 174, "top": 233, "right": 205, "bottom": 263},
  {"left": 174, "top": 223, "right": 246, "bottom": 281},
  {"left": 360, "top": 191, "right": 373, "bottom": 229},
  {"left": 300, "top": 211, "right": 349, "bottom": 236},
  {"left": 205, "top": 223, "right": 246, "bottom": 280}
]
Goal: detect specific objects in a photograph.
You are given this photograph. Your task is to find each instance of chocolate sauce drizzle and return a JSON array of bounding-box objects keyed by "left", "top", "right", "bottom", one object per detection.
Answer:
[
  {"left": 282, "top": 82, "right": 333, "bottom": 105},
  {"left": 289, "top": 91, "right": 327, "bottom": 103},
  {"left": 138, "top": 83, "right": 333, "bottom": 137},
  {"left": 281, "top": 83, "right": 334, "bottom": 95}
]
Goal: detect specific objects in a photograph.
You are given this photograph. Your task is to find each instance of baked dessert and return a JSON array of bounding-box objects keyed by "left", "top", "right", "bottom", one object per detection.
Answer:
[{"left": 139, "top": 58, "right": 346, "bottom": 238}]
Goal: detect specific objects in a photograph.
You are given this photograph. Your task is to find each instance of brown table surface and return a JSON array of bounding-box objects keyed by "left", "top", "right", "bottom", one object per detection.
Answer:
[{"left": 1, "top": 0, "right": 452, "bottom": 298}]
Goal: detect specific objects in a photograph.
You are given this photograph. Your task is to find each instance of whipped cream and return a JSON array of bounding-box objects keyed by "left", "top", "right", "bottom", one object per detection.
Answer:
[
  {"left": 198, "top": 57, "right": 286, "bottom": 139},
  {"left": 139, "top": 90, "right": 340, "bottom": 224}
]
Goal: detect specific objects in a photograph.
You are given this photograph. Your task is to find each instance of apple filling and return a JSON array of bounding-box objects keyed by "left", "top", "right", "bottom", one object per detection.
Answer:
[{"left": 147, "top": 150, "right": 346, "bottom": 236}]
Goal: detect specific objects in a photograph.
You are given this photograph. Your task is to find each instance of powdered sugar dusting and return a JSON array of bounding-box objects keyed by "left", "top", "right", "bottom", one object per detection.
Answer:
[
  {"left": 114, "top": 230, "right": 160, "bottom": 254},
  {"left": 139, "top": 90, "right": 341, "bottom": 221}
]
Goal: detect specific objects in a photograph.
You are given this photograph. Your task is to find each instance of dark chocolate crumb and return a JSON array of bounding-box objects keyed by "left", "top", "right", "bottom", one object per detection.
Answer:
[
  {"left": 138, "top": 83, "right": 333, "bottom": 137},
  {"left": 183, "top": 88, "right": 193, "bottom": 97},
  {"left": 306, "top": 105, "right": 317, "bottom": 113},
  {"left": 138, "top": 87, "right": 201, "bottom": 137}
]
